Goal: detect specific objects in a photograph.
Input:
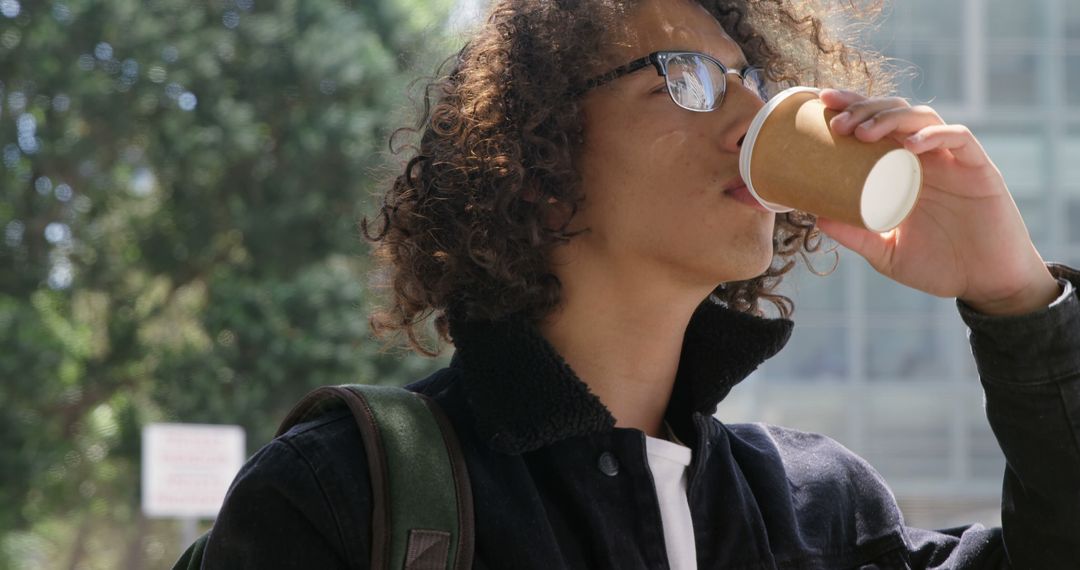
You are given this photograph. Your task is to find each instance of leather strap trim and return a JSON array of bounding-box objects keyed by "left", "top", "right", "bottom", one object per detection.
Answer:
[
  {"left": 335, "top": 388, "right": 392, "bottom": 570},
  {"left": 404, "top": 529, "right": 451, "bottom": 570},
  {"left": 276, "top": 387, "right": 392, "bottom": 569}
]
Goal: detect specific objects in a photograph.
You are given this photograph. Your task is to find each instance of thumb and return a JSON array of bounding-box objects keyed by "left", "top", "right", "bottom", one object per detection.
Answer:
[{"left": 816, "top": 217, "right": 893, "bottom": 270}]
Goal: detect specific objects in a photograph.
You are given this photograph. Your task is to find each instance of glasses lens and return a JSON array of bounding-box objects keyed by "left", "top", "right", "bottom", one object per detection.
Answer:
[
  {"left": 742, "top": 67, "right": 769, "bottom": 102},
  {"left": 665, "top": 53, "right": 725, "bottom": 111}
]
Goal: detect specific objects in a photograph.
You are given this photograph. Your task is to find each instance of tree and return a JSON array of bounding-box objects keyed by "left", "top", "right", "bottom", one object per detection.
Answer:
[{"left": 0, "top": 0, "right": 459, "bottom": 566}]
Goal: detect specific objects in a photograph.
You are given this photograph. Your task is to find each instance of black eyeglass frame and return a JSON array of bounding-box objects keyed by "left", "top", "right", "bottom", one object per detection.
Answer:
[{"left": 572, "top": 50, "right": 768, "bottom": 112}]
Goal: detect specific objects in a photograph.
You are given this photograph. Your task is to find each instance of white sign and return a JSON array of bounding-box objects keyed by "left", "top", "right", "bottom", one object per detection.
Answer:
[{"left": 142, "top": 423, "right": 246, "bottom": 518}]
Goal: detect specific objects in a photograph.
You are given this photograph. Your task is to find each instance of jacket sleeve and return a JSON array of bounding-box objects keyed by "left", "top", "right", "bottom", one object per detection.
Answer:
[
  {"left": 904, "top": 262, "right": 1080, "bottom": 568},
  {"left": 200, "top": 411, "right": 372, "bottom": 569}
]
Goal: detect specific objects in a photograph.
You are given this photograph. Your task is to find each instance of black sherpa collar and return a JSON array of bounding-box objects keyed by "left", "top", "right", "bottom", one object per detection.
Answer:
[{"left": 446, "top": 300, "right": 794, "bottom": 455}]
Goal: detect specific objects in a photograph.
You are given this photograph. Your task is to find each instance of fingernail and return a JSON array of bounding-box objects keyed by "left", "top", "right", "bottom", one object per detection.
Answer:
[
  {"left": 858, "top": 119, "right": 875, "bottom": 130},
  {"left": 834, "top": 111, "right": 850, "bottom": 124}
]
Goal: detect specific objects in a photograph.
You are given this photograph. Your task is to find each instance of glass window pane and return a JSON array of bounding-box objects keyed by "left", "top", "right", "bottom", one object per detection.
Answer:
[
  {"left": 865, "top": 268, "right": 941, "bottom": 314},
  {"left": 869, "top": 7, "right": 899, "bottom": 52},
  {"left": 1068, "top": 54, "right": 1080, "bottom": 108},
  {"left": 967, "top": 396, "right": 1005, "bottom": 481},
  {"left": 863, "top": 388, "right": 951, "bottom": 479},
  {"left": 969, "top": 429, "right": 1005, "bottom": 481},
  {"left": 1016, "top": 197, "right": 1049, "bottom": 247},
  {"left": 896, "top": 45, "right": 965, "bottom": 105},
  {"left": 988, "top": 0, "right": 1045, "bottom": 40},
  {"left": 744, "top": 385, "right": 848, "bottom": 439},
  {"left": 1061, "top": 133, "right": 1080, "bottom": 195},
  {"left": 1067, "top": 2, "right": 1080, "bottom": 40},
  {"left": 772, "top": 255, "right": 846, "bottom": 312},
  {"left": 977, "top": 131, "right": 1044, "bottom": 194},
  {"left": 909, "top": 0, "right": 965, "bottom": 40},
  {"left": 987, "top": 50, "right": 1039, "bottom": 107},
  {"left": 866, "top": 326, "right": 951, "bottom": 381},
  {"left": 758, "top": 325, "right": 848, "bottom": 380},
  {"left": 1068, "top": 200, "right": 1080, "bottom": 244}
]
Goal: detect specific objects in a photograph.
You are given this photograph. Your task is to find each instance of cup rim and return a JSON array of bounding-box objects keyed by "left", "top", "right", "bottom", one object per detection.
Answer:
[{"left": 739, "top": 86, "right": 822, "bottom": 213}]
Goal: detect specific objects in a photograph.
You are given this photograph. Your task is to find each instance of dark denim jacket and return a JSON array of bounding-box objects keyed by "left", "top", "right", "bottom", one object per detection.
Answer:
[{"left": 202, "top": 262, "right": 1080, "bottom": 569}]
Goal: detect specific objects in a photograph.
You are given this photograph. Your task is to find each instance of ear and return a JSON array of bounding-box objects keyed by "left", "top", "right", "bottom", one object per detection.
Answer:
[
  {"left": 520, "top": 184, "right": 547, "bottom": 204},
  {"left": 520, "top": 186, "right": 572, "bottom": 231}
]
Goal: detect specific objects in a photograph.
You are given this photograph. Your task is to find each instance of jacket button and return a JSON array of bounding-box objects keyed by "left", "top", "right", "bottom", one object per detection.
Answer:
[{"left": 597, "top": 452, "right": 619, "bottom": 476}]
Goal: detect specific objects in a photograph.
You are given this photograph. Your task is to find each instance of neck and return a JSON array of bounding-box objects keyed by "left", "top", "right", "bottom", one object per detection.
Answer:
[{"left": 538, "top": 258, "right": 710, "bottom": 439}]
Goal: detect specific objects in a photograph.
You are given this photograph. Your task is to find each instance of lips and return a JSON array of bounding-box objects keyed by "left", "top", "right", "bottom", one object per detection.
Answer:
[
  {"left": 724, "top": 184, "right": 748, "bottom": 195},
  {"left": 724, "top": 184, "right": 773, "bottom": 213},
  {"left": 721, "top": 176, "right": 747, "bottom": 194}
]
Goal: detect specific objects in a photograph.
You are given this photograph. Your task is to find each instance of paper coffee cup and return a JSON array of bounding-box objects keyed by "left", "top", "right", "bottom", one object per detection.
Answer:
[{"left": 739, "top": 86, "right": 923, "bottom": 232}]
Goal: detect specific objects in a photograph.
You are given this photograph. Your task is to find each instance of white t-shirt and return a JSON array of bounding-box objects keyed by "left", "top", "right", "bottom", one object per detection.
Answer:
[{"left": 644, "top": 422, "right": 697, "bottom": 570}]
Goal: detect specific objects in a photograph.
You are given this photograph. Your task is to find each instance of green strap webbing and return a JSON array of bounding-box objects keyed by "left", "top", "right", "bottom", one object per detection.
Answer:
[
  {"left": 276, "top": 384, "right": 474, "bottom": 570},
  {"left": 172, "top": 531, "right": 209, "bottom": 570},
  {"left": 346, "top": 385, "right": 467, "bottom": 570}
]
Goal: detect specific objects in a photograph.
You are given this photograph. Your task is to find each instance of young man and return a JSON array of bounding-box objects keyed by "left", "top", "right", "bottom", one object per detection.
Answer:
[{"left": 202, "top": 0, "right": 1080, "bottom": 567}]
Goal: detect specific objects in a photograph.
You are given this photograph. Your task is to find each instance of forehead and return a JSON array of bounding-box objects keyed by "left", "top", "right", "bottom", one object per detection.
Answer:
[{"left": 608, "top": 0, "right": 745, "bottom": 65}]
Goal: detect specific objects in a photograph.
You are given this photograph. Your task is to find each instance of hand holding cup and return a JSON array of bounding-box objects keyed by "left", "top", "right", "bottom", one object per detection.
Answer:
[{"left": 763, "top": 87, "right": 1060, "bottom": 316}]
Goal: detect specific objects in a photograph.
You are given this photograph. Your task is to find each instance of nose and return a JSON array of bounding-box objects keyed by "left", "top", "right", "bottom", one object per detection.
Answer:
[{"left": 716, "top": 76, "right": 766, "bottom": 153}]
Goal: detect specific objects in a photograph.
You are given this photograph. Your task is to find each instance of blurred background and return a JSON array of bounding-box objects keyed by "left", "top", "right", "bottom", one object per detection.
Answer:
[{"left": 0, "top": 0, "right": 1076, "bottom": 568}]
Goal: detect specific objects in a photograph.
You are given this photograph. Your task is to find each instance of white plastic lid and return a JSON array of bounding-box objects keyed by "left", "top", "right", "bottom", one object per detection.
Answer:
[{"left": 861, "top": 148, "right": 922, "bottom": 232}]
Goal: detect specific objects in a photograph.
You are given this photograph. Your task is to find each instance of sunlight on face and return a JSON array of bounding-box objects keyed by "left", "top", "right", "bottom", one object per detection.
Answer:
[{"left": 559, "top": 0, "right": 775, "bottom": 294}]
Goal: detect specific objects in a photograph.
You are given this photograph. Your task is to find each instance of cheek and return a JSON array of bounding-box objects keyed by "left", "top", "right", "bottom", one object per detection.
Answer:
[
  {"left": 588, "top": 126, "right": 699, "bottom": 192},
  {"left": 646, "top": 129, "right": 711, "bottom": 194},
  {"left": 577, "top": 114, "right": 717, "bottom": 226},
  {"left": 649, "top": 129, "right": 693, "bottom": 166}
]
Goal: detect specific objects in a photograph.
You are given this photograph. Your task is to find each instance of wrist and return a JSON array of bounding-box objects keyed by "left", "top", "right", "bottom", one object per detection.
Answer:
[{"left": 961, "top": 270, "right": 1063, "bottom": 317}]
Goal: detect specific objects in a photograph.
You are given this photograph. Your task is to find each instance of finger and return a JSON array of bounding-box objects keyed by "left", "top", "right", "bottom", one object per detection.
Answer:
[
  {"left": 829, "top": 97, "right": 912, "bottom": 135},
  {"left": 816, "top": 216, "right": 896, "bottom": 272},
  {"left": 903, "top": 124, "right": 990, "bottom": 168},
  {"left": 851, "top": 105, "right": 944, "bottom": 143},
  {"left": 818, "top": 88, "right": 865, "bottom": 109}
]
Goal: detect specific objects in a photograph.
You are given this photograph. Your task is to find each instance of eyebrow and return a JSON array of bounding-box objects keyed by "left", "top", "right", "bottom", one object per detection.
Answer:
[
  {"left": 579, "top": 48, "right": 750, "bottom": 97},
  {"left": 661, "top": 49, "right": 750, "bottom": 70},
  {"left": 704, "top": 50, "right": 751, "bottom": 70}
]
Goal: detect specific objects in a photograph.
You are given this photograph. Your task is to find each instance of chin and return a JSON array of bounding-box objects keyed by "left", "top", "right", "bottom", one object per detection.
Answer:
[
  {"left": 699, "top": 262, "right": 771, "bottom": 292},
  {"left": 722, "top": 252, "right": 776, "bottom": 285}
]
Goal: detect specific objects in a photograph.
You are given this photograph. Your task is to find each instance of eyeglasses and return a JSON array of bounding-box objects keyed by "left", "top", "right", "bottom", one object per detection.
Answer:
[{"left": 572, "top": 50, "right": 769, "bottom": 112}]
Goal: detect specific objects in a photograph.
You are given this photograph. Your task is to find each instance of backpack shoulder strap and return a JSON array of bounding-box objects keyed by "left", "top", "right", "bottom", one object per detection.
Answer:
[
  {"left": 277, "top": 384, "right": 474, "bottom": 570},
  {"left": 172, "top": 531, "right": 209, "bottom": 570}
]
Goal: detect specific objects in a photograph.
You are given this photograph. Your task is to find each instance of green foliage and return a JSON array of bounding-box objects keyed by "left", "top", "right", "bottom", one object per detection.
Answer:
[{"left": 0, "top": 0, "right": 459, "bottom": 566}]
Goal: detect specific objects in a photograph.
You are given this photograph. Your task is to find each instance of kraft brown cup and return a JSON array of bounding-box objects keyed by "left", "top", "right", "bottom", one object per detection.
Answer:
[{"left": 739, "top": 86, "right": 923, "bottom": 232}]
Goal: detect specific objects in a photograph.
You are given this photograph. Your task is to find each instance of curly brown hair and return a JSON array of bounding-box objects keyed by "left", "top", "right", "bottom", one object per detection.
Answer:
[{"left": 362, "top": 0, "right": 900, "bottom": 356}]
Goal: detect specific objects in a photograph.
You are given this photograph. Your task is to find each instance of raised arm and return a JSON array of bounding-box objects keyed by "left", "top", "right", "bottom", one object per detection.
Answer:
[{"left": 955, "top": 262, "right": 1080, "bottom": 566}]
